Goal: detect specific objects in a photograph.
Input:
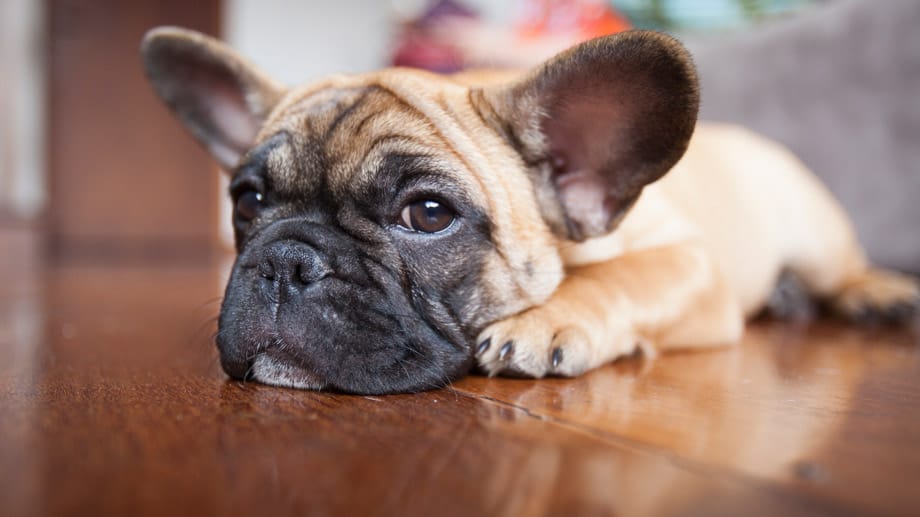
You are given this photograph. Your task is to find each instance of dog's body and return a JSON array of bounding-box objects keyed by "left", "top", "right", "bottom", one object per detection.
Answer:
[{"left": 142, "top": 27, "right": 918, "bottom": 394}]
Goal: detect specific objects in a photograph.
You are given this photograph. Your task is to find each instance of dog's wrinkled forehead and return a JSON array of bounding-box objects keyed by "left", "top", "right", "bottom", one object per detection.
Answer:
[{"left": 246, "top": 80, "right": 478, "bottom": 202}]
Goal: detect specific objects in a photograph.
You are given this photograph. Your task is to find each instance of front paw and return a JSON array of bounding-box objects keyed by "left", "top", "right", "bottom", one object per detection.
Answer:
[{"left": 475, "top": 305, "right": 637, "bottom": 378}]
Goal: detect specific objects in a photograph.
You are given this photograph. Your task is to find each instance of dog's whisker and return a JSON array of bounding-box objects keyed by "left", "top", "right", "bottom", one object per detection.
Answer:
[{"left": 194, "top": 296, "right": 225, "bottom": 309}]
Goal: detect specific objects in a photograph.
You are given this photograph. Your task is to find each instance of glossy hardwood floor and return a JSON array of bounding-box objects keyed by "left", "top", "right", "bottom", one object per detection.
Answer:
[{"left": 2, "top": 231, "right": 919, "bottom": 516}]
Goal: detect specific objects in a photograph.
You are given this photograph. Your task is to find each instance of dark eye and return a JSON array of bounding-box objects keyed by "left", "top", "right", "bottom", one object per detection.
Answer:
[
  {"left": 399, "top": 200, "right": 455, "bottom": 233},
  {"left": 235, "top": 189, "right": 264, "bottom": 223}
]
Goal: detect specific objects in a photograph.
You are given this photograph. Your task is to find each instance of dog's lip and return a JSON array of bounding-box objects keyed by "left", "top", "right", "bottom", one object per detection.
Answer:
[{"left": 249, "top": 353, "right": 327, "bottom": 391}]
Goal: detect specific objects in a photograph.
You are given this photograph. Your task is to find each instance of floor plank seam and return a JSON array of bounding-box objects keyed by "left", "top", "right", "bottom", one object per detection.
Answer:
[{"left": 456, "top": 389, "right": 853, "bottom": 514}]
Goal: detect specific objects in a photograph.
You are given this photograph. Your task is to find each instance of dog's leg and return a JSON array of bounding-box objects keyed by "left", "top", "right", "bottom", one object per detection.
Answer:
[
  {"left": 823, "top": 268, "right": 920, "bottom": 324},
  {"left": 786, "top": 245, "right": 918, "bottom": 324},
  {"left": 777, "top": 169, "right": 920, "bottom": 325},
  {"left": 756, "top": 266, "right": 918, "bottom": 325},
  {"left": 476, "top": 241, "right": 744, "bottom": 377}
]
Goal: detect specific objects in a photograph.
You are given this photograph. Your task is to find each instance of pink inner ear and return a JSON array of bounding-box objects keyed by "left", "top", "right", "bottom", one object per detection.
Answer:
[
  {"left": 544, "top": 92, "right": 633, "bottom": 236},
  {"left": 547, "top": 96, "right": 630, "bottom": 167},
  {"left": 144, "top": 30, "right": 284, "bottom": 171},
  {"left": 202, "top": 82, "right": 260, "bottom": 167},
  {"left": 554, "top": 170, "right": 612, "bottom": 235},
  {"left": 501, "top": 31, "right": 698, "bottom": 240}
]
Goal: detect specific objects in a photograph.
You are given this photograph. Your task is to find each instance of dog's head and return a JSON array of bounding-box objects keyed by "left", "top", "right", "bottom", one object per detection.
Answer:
[{"left": 142, "top": 27, "right": 698, "bottom": 393}]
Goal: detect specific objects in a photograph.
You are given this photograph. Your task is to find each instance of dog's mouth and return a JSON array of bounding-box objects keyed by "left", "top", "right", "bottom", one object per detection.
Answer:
[
  {"left": 215, "top": 272, "right": 475, "bottom": 394},
  {"left": 216, "top": 320, "right": 473, "bottom": 394},
  {"left": 247, "top": 351, "right": 327, "bottom": 391}
]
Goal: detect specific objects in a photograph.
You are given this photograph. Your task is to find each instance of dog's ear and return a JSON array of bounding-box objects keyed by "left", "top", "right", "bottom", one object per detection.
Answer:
[
  {"left": 141, "top": 26, "right": 285, "bottom": 171},
  {"left": 478, "top": 31, "right": 699, "bottom": 240}
]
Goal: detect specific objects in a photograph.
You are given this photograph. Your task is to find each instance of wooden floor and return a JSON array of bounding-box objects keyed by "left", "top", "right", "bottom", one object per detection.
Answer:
[{"left": 2, "top": 238, "right": 919, "bottom": 516}]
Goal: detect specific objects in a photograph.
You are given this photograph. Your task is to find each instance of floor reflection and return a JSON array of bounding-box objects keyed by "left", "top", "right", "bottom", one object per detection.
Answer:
[
  {"left": 1, "top": 253, "right": 917, "bottom": 515},
  {"left": 0, "top": 228, "right": 45, "bottom": 517},
  {"left": 456, "top": 321, "right": 920, "bottom": 511}
]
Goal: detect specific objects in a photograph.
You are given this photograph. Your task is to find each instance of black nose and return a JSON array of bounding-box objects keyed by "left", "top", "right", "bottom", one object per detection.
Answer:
[{"left": 258, "top": 240, "right": 330, "bottom": 301}]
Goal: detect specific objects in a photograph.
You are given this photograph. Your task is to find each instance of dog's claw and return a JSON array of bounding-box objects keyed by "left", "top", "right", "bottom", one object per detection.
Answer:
[
  {"left": 551, "top": 347, "right": 563, "bottom": 369},
  {"left": 498, "top": 341, "right": 514, "bottom": 361},
  {"left": 476, "top": 304, "right": 634, "bottom": 378},
  {"left": 476, "top": 338, "right": 491, "bottom": 355}
]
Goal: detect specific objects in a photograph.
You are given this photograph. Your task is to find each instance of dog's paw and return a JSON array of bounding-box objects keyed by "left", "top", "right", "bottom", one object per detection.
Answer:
[
  {"left": 829, "top": 268, "right": 920, "bottom": 325},
  {"left": 475, "top": 305, "right": 637, "bottom": 378}
]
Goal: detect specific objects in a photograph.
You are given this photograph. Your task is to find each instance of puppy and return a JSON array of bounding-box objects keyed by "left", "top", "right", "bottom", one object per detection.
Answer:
[{"left": 142, "top": 27, "right": 919, "bottom": 394}]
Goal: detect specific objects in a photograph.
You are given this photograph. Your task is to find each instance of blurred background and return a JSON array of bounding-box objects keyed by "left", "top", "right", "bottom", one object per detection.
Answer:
[{"left": 1, "top": 0, "right": 918, "bottom": 272}]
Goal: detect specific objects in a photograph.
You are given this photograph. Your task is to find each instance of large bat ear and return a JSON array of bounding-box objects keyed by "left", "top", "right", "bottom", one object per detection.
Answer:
[
  {"left": 141, "top": 26, "right": 286, "bottom": 171},
  {"left": 476, "top": 31, "right": 699, "bottom": 241}
]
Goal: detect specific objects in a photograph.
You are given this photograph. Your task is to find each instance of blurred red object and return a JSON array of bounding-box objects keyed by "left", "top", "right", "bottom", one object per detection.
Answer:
[
  {"left": 392, "top": 0, "right": 631, "bottom": 71},
  {"left": 392, "top": 0, "right": 477, "bottom": 73},
  {"left": 517, "top": 0, "right": 631, "bottom": 41}
]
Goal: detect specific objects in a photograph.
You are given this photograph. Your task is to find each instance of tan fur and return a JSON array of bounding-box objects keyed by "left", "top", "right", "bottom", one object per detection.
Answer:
[
  {"left": 255, "top": 69, "right": 917, "bottom": 377},
  {"left": 258, "top": 69, "right": 568, "bottom": 329},
  {"left": 143, "top": 28, "right": 919, "bottom": 381},
  {"left": 474, "top": 120, "right": 917, "bottom": 375}
]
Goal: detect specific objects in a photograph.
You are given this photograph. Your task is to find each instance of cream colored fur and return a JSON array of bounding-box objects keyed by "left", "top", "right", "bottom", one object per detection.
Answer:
[{"left": 142, "top": 27, "right": 919, "bottom": 381}]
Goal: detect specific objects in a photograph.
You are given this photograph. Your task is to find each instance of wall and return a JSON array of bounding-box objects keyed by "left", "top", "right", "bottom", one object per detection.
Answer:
[{"left": 0, "top": 0, "right": 45, "bottom": 220}]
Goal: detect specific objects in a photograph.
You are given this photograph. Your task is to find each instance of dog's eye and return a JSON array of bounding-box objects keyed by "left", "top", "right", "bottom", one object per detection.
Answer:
[
  {"left": 235, "top": 189, "right": 264, "bottom": 222},
  {"left": 399, "top": 200, "right": 455, "bottom": 233}
]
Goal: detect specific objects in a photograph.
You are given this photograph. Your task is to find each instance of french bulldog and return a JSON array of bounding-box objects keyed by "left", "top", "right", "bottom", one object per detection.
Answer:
[{"left": 141, "top": 27, "right": 919, "bottom": 394}]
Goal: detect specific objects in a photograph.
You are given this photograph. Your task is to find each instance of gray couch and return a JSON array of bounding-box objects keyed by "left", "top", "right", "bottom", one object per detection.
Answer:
[{"left": 688, "top": 0, "right": 920, "bottom": 274}]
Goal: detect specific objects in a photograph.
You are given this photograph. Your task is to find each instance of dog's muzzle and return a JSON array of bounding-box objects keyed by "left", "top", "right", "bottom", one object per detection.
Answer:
[
  {"left": 215, "top": 218, "right": 472, "bottom": 394},
  {"left": 219, "top": 239, "right": 329, "bottom": 382}
]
